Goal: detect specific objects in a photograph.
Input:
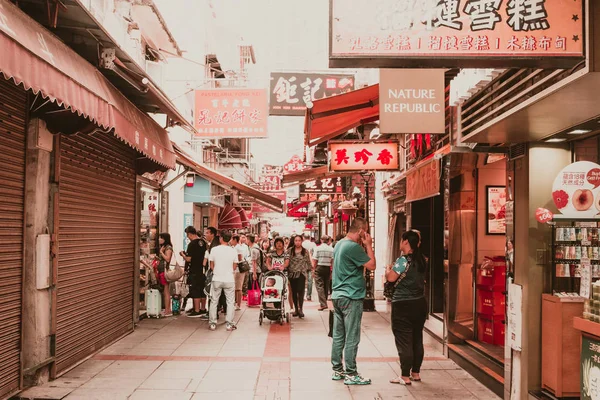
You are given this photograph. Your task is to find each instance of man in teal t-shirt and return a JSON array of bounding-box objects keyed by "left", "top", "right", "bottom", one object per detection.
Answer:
[{"left": 330, "top": 217, "right": 376, "bottom": 385}]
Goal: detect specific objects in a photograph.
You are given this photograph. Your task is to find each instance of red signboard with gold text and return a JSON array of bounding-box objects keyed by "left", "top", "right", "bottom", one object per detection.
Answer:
[
  {"left": 406, "top": 158, "right": 441, "bottom": 203},
  {"left": 330, "top": 0, "right": 584, "bottom": 68},
  {"left": 194, "top": 89, "right": 268, "bottom": 138},
  {"left": 329, "top": 141, "right": 399, "bottom": 172}
]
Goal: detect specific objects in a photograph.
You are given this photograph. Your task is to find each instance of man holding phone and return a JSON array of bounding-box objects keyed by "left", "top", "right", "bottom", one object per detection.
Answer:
[{"left": 330, "top": 217, "right": 376, "bottom": 386}]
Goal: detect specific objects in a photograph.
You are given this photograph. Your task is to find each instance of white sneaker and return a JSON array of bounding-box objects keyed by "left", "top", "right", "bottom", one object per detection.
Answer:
[
  {"left": 226, "top": 323, "right": 237, "bottom": 331},
  {"left": 209, "top": 323, "right": 216, "bottom": 331}
]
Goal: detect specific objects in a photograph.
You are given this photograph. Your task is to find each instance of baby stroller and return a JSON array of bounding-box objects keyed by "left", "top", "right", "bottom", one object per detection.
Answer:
[{"left": 259, "top": 270, "right": 290, "bottom": 326}]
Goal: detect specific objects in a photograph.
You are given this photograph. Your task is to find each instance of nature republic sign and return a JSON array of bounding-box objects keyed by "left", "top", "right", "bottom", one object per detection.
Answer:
[
  {"left": 379, "top": 69, "right": 446, "bottom": 134},
  {"left": 329, "top": 0, "right": 584, "bottom": 68}
]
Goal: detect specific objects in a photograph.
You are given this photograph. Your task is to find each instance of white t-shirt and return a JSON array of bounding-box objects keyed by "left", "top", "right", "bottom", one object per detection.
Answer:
[
  {"left": 302, "top": 240, "right": 317, "bottom": 260},
  {"left": 209, "top": 245, "right": 238, "bottom": 283}
]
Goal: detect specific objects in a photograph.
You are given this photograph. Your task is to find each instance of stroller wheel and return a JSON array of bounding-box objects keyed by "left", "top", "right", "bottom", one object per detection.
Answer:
[
  {"left": 259, "top": 313, "right": 263, "bottom": 326},
  {"left": 286, "top": 313, "right": 290, "bottom": 323}
]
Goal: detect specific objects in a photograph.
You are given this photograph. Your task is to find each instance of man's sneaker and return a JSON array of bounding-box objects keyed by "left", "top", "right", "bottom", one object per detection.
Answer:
[
  {"left": 200, "top": 313, "right": 209, "bottom": 320},
  {"left": 226, "top": 323, "right": 237, "bottom": 331},
  {"left": 344, "top": 375, "right": 371, "bottom": 385},
  {"left": 209, "top": 323, "right": 216, "bottom": 331},
  {"left": 332, "top": 371, "right": 346, "bottom": 381},
  {"left": 186, "top": 310, "right": 203, "bottom": 318},
  {"left": 198, "top": 309, "right": 208, "bottom": 315}
]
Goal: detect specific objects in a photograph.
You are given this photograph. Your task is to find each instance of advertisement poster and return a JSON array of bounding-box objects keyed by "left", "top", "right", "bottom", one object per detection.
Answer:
[
  {"left": 183, "top": 213, "right": 193, "bottom": 250},
  {"left": 552, "top": 161, "right": 600, "bottom": 218},
  {"left": 581, "top": 335, "right": 600, "bottom": 400},
  {"left": 270, "top": 72, "right": 355, "bottom": 115},
  {"left": 487, "top": 186, "right": 507, "bottom": 235},
  {"left": 507, "top": 283, "right": 522, "bottom": 352},
  {"left": 330, "top": 0, "right": 584, "bottom": 67},
  {"left": 194, "top": 89, "right": 268, "bottom": 138}
]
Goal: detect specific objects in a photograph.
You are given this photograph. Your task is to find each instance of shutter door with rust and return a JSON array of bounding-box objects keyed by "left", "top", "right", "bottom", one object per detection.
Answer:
[
  {"left": 56, "top": 132, "right": 136, "bottom": 373},
  {"left": 0, "top": 80, "right": 26, "bottom": 398}
]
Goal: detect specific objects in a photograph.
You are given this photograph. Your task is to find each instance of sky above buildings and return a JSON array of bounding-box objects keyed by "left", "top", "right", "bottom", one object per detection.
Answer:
[{"left": 155, "top": 0, "right": 333, "bottom": 168}]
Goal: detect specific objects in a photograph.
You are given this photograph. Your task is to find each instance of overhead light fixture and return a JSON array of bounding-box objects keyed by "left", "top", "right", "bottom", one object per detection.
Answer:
[
  {"left": 568, "top": 129, "right": 591, "bottom": 135},
  {"left": 185, "top": 173, "right": 195, "bottom": 187},
  {"left": 546, "top": 138, "right": 567, "bottom": 143}
]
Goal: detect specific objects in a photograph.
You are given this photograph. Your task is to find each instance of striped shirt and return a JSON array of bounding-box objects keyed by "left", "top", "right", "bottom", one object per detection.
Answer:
[{"left": 314, "top": 244, "right": 334, "bottom": 267}]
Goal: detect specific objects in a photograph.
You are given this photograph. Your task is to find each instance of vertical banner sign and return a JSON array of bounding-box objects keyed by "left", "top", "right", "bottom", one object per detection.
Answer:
[
  {"left": 379, "top": 69, "right": 445, "bottom": 134},
  {"left": 405, "top": 159, "right": 441, "bottom": 202},
  {"left": 581, "top": 336, "right": 600, "bottom": 400},
  {"left": 270, "top": 72, "right": 355, "bottom": 115},
  {"left": 581, "top": 258, "right": 592, "bottom": 299},
  {"left": 183, "top": 213, "right": 193, "bottom": 250},
  {"left": 329, "top": 0, "right": 584, "bottom": 68},
  {"left": 329, "top": 141, "right": 399, "bottom": 172},
  {"left": 507, "top": 283, "right": 522, "bottom": 351},
  {"left": 194, "top": 89, "right": 268, "bottom": 138}
]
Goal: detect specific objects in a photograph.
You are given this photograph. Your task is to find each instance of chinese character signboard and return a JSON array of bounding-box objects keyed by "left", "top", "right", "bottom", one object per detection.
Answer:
[
  {"left": 380, "top": 69, "right": 445, "bottom": 134},
  {"left": 270, "top": 72, "right": 355, "bottom": 115},
  {"left": 406, "top": 159, "right": 440, "bottom": 202},
  {"left": 300, "top": 177, "right": 347, "bottom": 194},
  {"left": 329, "top": 141, "right": 399, "bottom": 172},
  {"left": 283, "top": 155, "right": 306, "bottom": 174},
  {"left": 330, "top": 0, "right": 584, "bottom": 68},
  {"left": 194, "top": 89, "right": 268, "bottom": 138},
  {"left": 552, "top": 161, "right": 600, "bottom": 218}
]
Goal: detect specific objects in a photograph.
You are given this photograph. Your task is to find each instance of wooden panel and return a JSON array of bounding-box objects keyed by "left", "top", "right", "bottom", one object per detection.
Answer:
[
  {"left": 55, "top": 132, "right": 136, "bottom": 374},
  {"left": 0, "top": 79, "right": 26, "bottom": 399}
]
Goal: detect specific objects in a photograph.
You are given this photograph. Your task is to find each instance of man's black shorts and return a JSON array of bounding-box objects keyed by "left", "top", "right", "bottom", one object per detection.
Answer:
[{"left": 188, "top": 272, "right": 206, "bottom": 299}]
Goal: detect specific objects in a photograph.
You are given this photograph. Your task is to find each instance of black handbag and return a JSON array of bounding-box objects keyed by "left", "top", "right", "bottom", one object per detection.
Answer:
[
  {"left": 383, "top": 260, "right": 410, "bottom": 300},
  {"left": 238, "top": 260, "right": 251, "bottom": 273}
]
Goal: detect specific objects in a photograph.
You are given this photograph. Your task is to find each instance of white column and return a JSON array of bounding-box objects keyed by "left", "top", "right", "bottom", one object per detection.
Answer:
[{"left": 373, "top": 172, "right": 391, "bottom": 299}]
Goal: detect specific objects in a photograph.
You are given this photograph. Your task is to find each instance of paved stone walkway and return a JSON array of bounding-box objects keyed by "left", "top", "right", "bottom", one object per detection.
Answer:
[{"left": 18, "top": 300, "right": 499, "bottom": 400}]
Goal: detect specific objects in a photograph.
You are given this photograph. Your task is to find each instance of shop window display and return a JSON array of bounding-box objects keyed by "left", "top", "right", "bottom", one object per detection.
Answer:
[{"left": 140, "top": 188, "right": 160, "bottom": 311}]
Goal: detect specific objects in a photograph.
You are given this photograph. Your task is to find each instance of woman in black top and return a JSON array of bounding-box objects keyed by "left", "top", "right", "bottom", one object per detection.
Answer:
[
  {"left": 385, "top": 230, "right": 427, "bottom": 385},
  {"left": 287, "top": 235, "right": 311, "bottom": 318},
  {"left": 157, "top": 232, "right": 174, "bottom": 317}
]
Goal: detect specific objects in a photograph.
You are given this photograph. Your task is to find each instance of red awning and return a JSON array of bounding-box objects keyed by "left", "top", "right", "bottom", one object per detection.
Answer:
[
  {"left": 287, "top": 202, "right": 310, "bottom": 218},
  {"left": 0, "top": 1, "right": 175, "bottom": 168},
  {"left": 236, "top": 207, "right": 250, "bottom": 228},
  {"left": 173, "top": 143, "right": 284, "bottom": 213},
  {"left": 305, "top": 84, "right": 379, "bottom": 147},
  {"left": 219, "top": 204, "right": 242, "bottom": 230}
]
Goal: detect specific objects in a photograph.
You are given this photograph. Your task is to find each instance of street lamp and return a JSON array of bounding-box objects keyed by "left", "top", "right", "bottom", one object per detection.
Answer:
[{"left": 361, "top": 172, "right": 375, "bottom": 312}]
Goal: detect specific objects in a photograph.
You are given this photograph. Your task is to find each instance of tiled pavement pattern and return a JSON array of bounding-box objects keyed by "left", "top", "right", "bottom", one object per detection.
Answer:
[{"left": 18, "top": 300, "right": 499, "bottom": 400}]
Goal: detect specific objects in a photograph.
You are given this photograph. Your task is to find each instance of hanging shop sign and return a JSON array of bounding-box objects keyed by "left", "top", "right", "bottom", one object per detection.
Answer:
[
  {"left": 379, "top": 69, "right": 445, "bottom": 134},
  {"left": 507, "top": 283, "right": 523, "bottom": 352},
  {"left": 283, "top": 155, "right": 306, "bottom": 174},
  {"left": 486, "top": 186, "right": 507, "bottom": 235},
  {"left": 329, "top": 140, "right": 399, "bottom": 172},
  {"left": 300, "top": 193, "right": 345, "bottom": 203},
  {"left": 194, "top": 89, "right": 268, "bottom": 138},
  {"left": 406, "top": 158, "right": 440, "bottom": 203},
  {"left": 183, "top": 213, "right": 193, "bottom": 250},
  {"left": 287, "top": 202, "right": 310, "bottom": 218},
  {"left": 270, "top": 72, "right": 355, "bottom": 115},
  {"left": 300, "top": 177, "right": 347, "bottom": 194},
  {"left": 581, "top": 335, "right": 600, "bottom": 400},
  {"left": 329, "top": 0, "right": 584, "bottom": 68},
  {"left": 552, "top": 161, "right": 600, "bottom": 218}
]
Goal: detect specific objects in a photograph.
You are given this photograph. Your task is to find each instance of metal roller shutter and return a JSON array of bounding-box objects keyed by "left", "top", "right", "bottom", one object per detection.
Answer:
[
  {"left": 0, "top": 79, "right": 26, "bottom": 398},
  {"left": 56, "top": 132, "right": 136, "bottom": 374}
]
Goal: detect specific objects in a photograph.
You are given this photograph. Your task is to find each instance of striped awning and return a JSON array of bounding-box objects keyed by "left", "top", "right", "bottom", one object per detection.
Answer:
[
  {"left": 236, "top": 207, "right": 250, "bottom": 228},
  {"left": 218, "top": 204, "right": 242, "bottom": 230}
]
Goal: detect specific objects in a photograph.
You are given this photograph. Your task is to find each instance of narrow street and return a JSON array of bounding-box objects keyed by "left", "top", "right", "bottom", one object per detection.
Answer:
[{"left": 19, "top": 300, "right": 498, "bottom": 400}]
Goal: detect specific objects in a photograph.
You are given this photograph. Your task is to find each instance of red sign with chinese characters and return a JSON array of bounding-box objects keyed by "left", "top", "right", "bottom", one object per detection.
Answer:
[
  {"left": 283, "top": 155, "right": 306, "bottom": 174},
  {"left": 329, "top": 141, "right": 399, "bottom": 172},
  {"left": 330, "top": 0, "right": 584, "bottom": 68},
  {"left": 194, "top": 89, "right": 268, "bottom": 138},
  {"left": 406, "top": 158, "right": 441, "bottom": 203}
]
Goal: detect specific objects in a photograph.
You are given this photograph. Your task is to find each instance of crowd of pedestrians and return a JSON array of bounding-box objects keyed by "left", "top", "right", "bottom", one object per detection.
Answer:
[{"left": 148, "top": 222, "right": 428, "bottom": 387}]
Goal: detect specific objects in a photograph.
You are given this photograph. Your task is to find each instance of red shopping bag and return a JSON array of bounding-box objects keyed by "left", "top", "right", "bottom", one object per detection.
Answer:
[{"left": 248, "top": 281, "right": 261, "bottom": 307}]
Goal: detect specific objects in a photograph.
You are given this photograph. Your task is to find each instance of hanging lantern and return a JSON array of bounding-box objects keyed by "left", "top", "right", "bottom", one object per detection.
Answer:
[{"left": 185, "top": 173, "right": 195, "bottom": 187}]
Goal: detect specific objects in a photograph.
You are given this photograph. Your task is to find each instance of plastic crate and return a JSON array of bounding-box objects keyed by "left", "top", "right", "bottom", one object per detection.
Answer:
[
  {"left": 476, "top": 257, "right": 507, "bottom": 292},
  {"left": 477, "top": 314, "right": 505, "bottom": 346}
]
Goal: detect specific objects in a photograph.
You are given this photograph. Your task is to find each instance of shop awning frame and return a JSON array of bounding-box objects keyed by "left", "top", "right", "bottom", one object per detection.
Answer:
[
  {"left": 0, "top": 0, "right": 175, "bottom": 168},
  {"left": 173, "top": 143, "right": 284, "bottom": 213},
  {"left": 219, "top": 204, "right": 243, "bottom": 230},
  {"left": 305, "top": 84, "right": 379, "bottom": 147}
]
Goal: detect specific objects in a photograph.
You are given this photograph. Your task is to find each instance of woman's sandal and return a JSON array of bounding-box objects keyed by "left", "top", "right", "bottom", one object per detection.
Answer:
[
  {"left": 389, "top": 377, "right": 411, "bottom": 385},
  {"left": 409, "top": 376, "right": 422, "bottom": 382}
]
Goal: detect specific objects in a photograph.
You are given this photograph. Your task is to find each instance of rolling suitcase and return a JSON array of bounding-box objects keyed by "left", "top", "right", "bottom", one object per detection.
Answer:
[{"left": 146, "top": 288, "right": 161, "bottom": 318}]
